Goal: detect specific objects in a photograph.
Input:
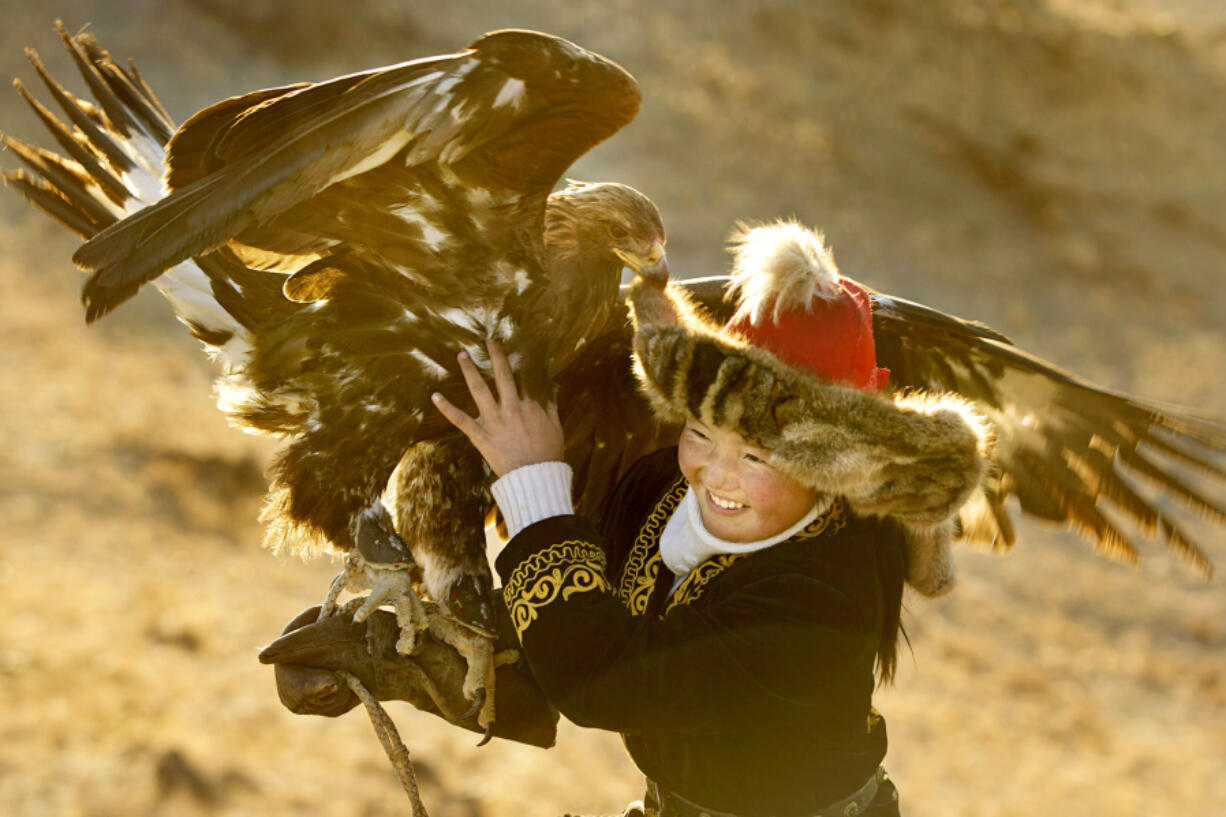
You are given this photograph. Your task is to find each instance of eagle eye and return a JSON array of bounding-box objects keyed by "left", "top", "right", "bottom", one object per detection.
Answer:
[{"left": 608, "top": 224, "right": 629, "bottom": 240}]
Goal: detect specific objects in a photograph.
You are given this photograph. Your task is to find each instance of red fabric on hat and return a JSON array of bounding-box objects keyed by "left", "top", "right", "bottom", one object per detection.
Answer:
[{"left": 725, "top": 279, "right": 889, "bottom": 392}]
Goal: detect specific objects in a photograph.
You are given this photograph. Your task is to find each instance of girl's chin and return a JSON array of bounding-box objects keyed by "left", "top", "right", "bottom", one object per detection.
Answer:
[{"left": 702, "top": 519, "right": 754, "bottom": 543}]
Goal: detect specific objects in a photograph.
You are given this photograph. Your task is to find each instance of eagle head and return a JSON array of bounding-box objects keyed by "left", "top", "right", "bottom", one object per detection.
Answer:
[{"left": 545, "top": 181, "right": 668, "bottom": 285}]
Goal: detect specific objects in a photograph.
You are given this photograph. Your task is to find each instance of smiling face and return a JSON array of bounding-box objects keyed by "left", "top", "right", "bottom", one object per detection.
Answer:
[{"left": 676, "top": 415, "right": 818, "bottom": 543}]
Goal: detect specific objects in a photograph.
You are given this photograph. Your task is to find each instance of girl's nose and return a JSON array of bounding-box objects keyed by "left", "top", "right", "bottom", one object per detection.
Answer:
[{"left": 703, "top": 448, "right": 738, "bottom": 490}]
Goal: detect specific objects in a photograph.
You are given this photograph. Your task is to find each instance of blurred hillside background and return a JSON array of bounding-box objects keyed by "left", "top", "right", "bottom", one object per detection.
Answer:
[{"left": 1, "top": 1, "right": 1225, "bottom": 815}]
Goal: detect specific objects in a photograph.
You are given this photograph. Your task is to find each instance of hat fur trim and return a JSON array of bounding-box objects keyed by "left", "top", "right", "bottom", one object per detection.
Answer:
[
  {"left": 900, "top": 520, "right": 957, "bottom": 597},
  {"left": 628, "top": 279, "right": 993, "bottom": 596}
]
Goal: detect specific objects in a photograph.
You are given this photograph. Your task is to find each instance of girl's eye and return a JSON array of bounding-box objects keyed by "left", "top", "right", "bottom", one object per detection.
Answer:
[
  {"left": 743, "top": 453, "right": 765, "bottom": 465},
  {"left": 687, "top": 428, "right": 709, "bottom": 442}
]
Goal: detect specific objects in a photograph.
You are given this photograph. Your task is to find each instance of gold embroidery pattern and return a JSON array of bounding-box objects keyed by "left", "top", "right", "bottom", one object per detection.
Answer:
[
  {"left": 624, "top": 553, "right": 662, "bottom": 615},
  {"left": 664, "top": 498, "right": 849, "bottom": 614},
  {"left": 617, "top": 478, "right": 687, "bottom": 613},
  {"left": 503, "top": 540, "right": 611, "bottom": 639},
  {"left": 666, "top": 553, "right": 748, "bottom": 613},
  {"left": 795, "top": 497, "right": 847, "bottom": 540}
]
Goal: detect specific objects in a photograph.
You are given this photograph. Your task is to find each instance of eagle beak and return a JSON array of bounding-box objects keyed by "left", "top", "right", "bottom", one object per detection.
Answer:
[{"left": 615, "top": 240, "right": 669, "bottom": 285}]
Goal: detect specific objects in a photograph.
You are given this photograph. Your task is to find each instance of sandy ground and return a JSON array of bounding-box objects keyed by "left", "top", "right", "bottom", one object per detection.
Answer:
[{"left": 1, "top": 1, "right": 1224, "bottom": 815}]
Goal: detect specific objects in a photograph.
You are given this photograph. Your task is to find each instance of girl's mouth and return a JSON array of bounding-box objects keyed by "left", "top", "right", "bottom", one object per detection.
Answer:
[{"left": 707, "top": 490, "right": 746, "bottom": 512}]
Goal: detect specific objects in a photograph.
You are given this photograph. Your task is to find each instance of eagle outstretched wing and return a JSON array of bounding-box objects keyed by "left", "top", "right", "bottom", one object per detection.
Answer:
[
  {"left": 870, "top": 291, "right": 1224, "bottom": 575},
  {"left": 72, "top": 28, "right": 641, "bottom": 321}
]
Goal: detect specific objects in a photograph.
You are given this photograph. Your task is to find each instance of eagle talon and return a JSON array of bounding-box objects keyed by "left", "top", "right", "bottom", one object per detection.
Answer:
[
  {"left": 428, "top": 612, "right": 502, "bottom": 730},
  {"left": 460, "top": 687, "right": 486, "bottom": 723}
]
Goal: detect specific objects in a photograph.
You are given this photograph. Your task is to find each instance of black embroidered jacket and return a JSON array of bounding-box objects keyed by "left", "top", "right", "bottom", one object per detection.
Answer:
[{"left": 494, "top": 448, "right": 902, "bottom": 815}]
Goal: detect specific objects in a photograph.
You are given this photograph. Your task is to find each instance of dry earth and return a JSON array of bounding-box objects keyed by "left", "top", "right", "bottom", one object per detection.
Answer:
[{"left": 1, "top": 1, "right": 1224, "bottom": 815}]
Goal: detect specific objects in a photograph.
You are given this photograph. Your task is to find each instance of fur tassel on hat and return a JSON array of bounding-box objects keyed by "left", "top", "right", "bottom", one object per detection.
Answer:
[
  {"left": 627, "top": 222, "right": 994, "bottom": 597},
  {"left": 727, "top": 220, "right": 843, "bottom": 325}
]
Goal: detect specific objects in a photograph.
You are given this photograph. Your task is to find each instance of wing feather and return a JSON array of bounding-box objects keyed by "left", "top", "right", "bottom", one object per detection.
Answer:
[
  {"left": 163, "top": 84, "right": 309, "bottom": 189},
  {"left": 71, "top": 29, "right": 640, "bottom": 320},
  {"left": 872, "top": 292, "right": 1223, "bottom": 575},
  {"left": 9, "top": 76, "right": 129, "bottom": 206}
]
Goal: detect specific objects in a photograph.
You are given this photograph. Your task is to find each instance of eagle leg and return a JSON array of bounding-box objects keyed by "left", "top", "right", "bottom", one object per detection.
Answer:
[
  {"left": 321, "top": 549, "right": 431, "bottom": 655},
  {"left": 320, "top": 551, "right": 363, "bottom": 619},
  {"left": 352, "top": 562, "right": 429, "bottom": 655},
  {"left": 320, "top": 503, "right": 433, "bottom": 654},
  {"left": 427, "top": 615, "right": 518, "bottom": 731},
  {"left": 385, "top": 436, "right": 498, "bottom": 635}
]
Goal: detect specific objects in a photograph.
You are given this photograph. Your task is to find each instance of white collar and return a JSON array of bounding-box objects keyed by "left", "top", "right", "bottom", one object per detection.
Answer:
[{"left": 659, "top": 487, "right": 828, "bottom": 577}]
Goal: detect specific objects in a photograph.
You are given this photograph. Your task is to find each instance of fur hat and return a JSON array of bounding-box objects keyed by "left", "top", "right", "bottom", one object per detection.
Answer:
[
  {"left": 724, "top": 222, "right": 890, "bottom": 392},
  {"left": 627, "top": 221, "right": 993, "bottom": 596}
]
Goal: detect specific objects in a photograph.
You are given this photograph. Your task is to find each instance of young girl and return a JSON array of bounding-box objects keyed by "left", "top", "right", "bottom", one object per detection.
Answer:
[{"left": 267, "top": 223, "right": 990, "bottom": 816}]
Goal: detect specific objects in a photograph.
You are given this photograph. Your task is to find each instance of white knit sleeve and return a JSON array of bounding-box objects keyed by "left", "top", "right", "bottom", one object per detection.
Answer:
[{"left": 490, "top": 461, "right": 575, "bottom": 539}]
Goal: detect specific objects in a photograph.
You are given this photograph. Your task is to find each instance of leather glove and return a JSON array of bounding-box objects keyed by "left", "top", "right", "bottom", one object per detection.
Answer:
[{"left": 259, "top": 605, "right": 558, "bottom": 748}]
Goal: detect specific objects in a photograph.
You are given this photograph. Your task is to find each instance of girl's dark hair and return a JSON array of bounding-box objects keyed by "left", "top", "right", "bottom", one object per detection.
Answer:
[{"left": 874, "top": 529, "right": 909, "bottom": 686}]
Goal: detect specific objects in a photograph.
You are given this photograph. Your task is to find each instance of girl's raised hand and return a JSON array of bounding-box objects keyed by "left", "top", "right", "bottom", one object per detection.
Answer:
[{"left": 431, "top": 340, "right": 564, "bottom": 477}]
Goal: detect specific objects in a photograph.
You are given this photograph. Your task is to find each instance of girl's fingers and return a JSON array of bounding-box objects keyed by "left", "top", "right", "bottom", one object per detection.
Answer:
[
  {"left": 456, "top": 351, "right": 497, "bottom": 415},
  {"left": 486, "top": 339, "right": 518, "bottom": 404},
  {"left": 431, "top": 392, "right": 480, "bottom": 439}
]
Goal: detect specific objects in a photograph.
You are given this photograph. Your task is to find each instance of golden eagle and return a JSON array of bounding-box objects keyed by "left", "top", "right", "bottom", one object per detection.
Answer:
[
  {"left": 5, "top": 24, "right": 669, "bottom": 651},
  {"left": 4, "top": 25, "right": 1223, "bottom": 702}
]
